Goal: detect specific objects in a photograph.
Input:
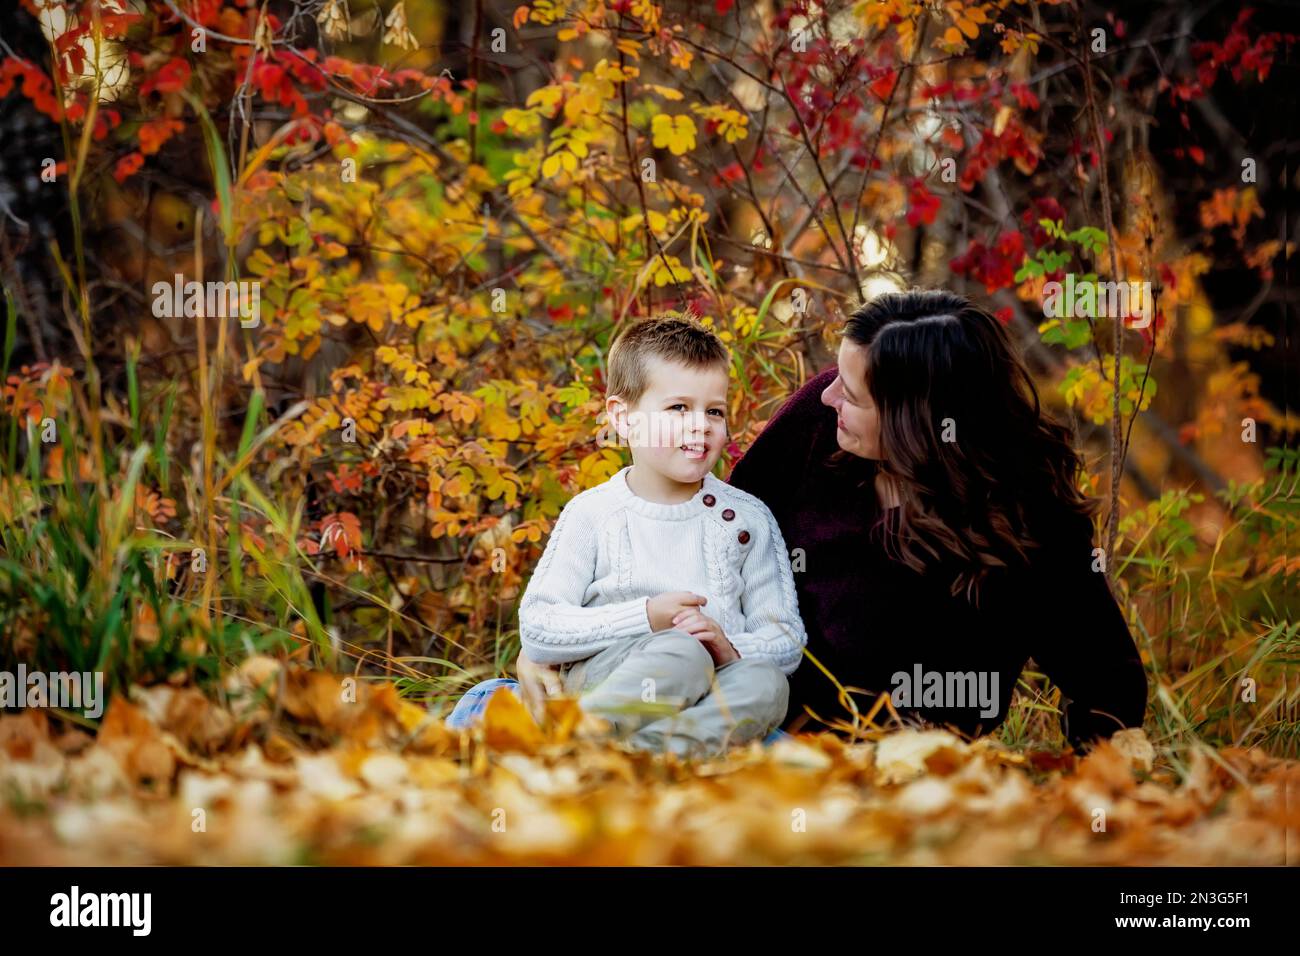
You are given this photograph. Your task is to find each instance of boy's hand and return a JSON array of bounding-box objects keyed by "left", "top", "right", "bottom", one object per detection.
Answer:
[
  {"left": 672, "top": 609, "right": 740, "bottom": 666},
  {"left": 647, "top": 591, "right": 708, "bottom": 632},
  {"left": 514, "top": 652, "right": 563, "bottom": 723}
]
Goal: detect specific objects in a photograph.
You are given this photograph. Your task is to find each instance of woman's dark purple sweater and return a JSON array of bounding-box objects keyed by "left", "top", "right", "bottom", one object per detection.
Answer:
[{"left": 727, "top": 367, "right": 1148, "bottom": 749}]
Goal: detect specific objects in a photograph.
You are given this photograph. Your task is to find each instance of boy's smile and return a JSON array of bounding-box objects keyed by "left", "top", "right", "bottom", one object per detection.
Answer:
[{"left": 679, "top": 440, "right": 708, "bottom": 460}]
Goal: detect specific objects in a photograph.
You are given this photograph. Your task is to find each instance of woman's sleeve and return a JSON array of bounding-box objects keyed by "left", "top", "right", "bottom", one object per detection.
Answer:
[
  {"left": 727, "top": 367, "right": 837, "bottom": 512},
  {"left": 1026, "top": 510, "right": 1149, "bottom": 750}
]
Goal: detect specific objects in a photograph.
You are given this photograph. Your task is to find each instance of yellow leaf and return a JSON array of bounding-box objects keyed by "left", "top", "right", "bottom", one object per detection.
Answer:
[
  {"left": 525, "top": 86, "right": 563, "bottom": 113},
  {"left": 578, "top": 448, "right": 624, "bottom": 489},
  {"left": 645, "top": 83, "right": 683, "bottom": 101},
  {"left": 650, "top": 254, "right": 692, "bottom": 286},
  {"left": 993, "top": 104, "right": 1012, "bottom": 137},
  {"left": 501, "top": 107, "right": 541, "bottom": 135},
  {"left": 650, "top": 113, "right": 696, "bottom": 156},
  {"left": 481, "top": 684, "right": 544, "bottom": 752},
  {"left": 506, "top": 173, "right": 534, "bottom": 197},
  {"left": 483, "top": 405, "right": 523, "bottom": 441}
]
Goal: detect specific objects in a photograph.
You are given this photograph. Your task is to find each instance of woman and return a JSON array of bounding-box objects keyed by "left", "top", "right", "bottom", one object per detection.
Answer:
[{"left": 514, "top": 290, "right": 1148, "bottom": 749}]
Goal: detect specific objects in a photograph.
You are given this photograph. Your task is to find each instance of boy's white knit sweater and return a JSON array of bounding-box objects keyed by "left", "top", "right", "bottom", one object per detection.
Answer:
[{"left": 518, "top": 466, "right": 806, "bottom": 674}]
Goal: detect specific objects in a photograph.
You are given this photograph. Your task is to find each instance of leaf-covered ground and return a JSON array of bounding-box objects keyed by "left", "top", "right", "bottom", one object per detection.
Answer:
[{"left": 1, "top": 660, "right": 1294, "bottom": 865}]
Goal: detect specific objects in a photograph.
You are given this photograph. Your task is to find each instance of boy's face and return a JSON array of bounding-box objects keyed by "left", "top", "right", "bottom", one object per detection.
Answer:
[{"left": 610, "top": 355, "right": 729, "bottom": 484}]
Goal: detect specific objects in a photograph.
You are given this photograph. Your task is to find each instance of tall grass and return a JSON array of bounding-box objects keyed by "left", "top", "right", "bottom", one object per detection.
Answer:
[
  {"left": 1000, "top": 451, "right": 1299, "bottom": 759},
  {"left": 0, "top": 82, "right": 343, "bottom": 710}
]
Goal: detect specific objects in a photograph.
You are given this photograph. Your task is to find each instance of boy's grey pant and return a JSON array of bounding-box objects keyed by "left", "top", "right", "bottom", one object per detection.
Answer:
[{"left": 559, "top": 629, "right": 789, "bottom": 758}]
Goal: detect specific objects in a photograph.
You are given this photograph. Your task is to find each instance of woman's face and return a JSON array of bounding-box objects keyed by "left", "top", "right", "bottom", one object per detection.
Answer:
[{"left": 821, "top": 338, "right": 883, "bottom": 459}]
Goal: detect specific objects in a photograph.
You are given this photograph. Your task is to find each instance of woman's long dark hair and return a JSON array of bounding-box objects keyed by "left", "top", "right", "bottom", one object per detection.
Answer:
[{"left": 842, "top": 289, "right": 1097, "bottom": 604}]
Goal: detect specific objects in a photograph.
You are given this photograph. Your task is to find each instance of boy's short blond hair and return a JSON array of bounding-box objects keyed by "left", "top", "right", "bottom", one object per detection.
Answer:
[{"left": 607, "top": 314, "right": 730, "bottom": 405}]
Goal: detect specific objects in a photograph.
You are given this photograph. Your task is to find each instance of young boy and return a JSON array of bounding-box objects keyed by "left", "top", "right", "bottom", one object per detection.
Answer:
[{"left": 516, "top": 315, "right": 806, "bottom": 757}]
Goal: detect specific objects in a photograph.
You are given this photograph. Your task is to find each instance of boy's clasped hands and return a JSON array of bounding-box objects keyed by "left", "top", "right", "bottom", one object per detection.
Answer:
[{"left": 647, "top": 591, "right": 739, "bottom": 666}]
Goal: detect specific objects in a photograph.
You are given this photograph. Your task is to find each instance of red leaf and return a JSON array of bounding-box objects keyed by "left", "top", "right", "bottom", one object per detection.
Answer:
[
  {"left": 138, "top": 118, "right": 184, "bottom": 155},
  {"left": 906, "top": 179, "right": 941, "bottom": 227},
  {"left": 0, "top": 59, "right": 62, "bottom": 121},
  {"left": 1009, "top": 83, "right": 1039, "bottom": 111},
  {"left": 950, "top": 234, "right": 1021, "bottom": 294},
  {"left": 140, "top": 58, "right": 191, "bottom": 97},
  {"left": 113, "top": 152, "right": 145, "bottom": 183},
  {"left": 995, "top": 230, "right": 1024, "bottom": 259},
  {"left": 100, "top": 11, "right": 144, "bottom": 39},
  {"left": 320, "top": 513, "right": 363, "bottom": 558},
  {"left": 93, "top": 108, "right": 122, "bottom": 142},
  {"left": 869, "top": 69, "right": 898, "bottom": 101}
]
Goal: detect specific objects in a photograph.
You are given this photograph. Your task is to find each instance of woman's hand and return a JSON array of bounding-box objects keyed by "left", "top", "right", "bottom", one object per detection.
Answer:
[
  {"left": 514, "top": 651, "right": 563, "bottom": 722},
  {"left": 672, "top": 608, "right": 740, "bottom": 666}
]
